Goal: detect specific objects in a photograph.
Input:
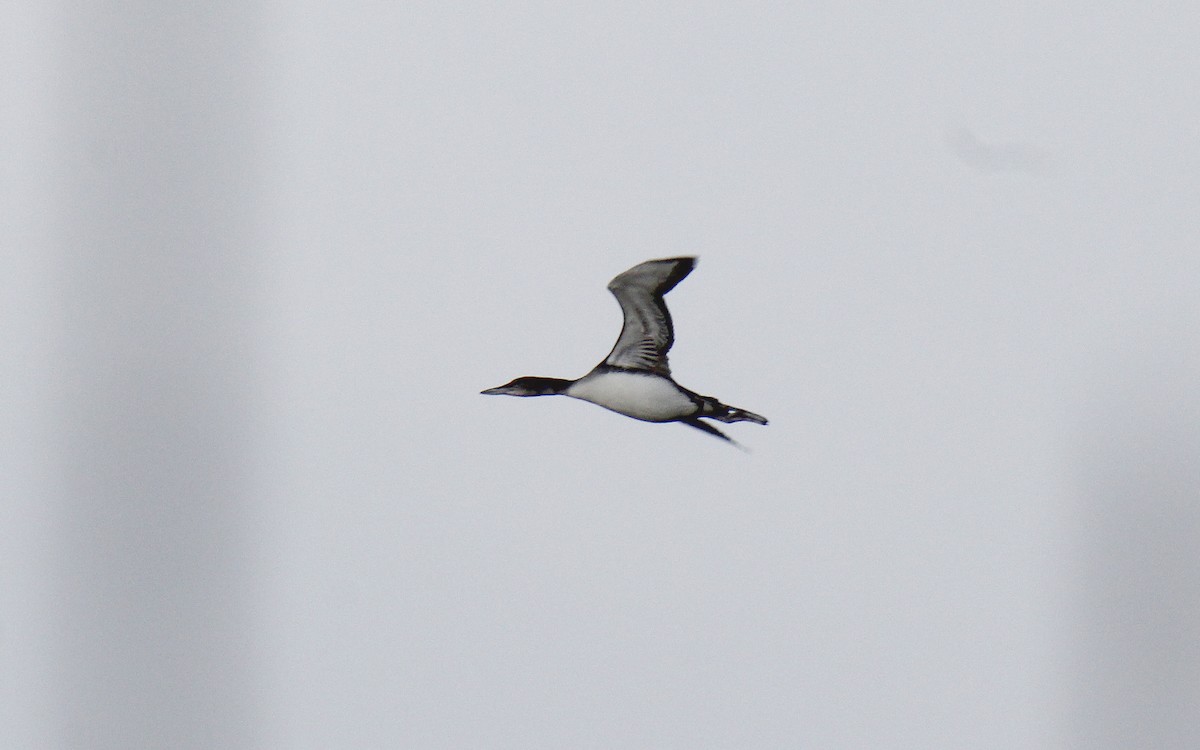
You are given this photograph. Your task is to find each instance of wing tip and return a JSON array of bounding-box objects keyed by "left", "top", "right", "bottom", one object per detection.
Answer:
[
  {"left": 608, "top": 257, "right": 697, "bottom": 291},
  {"left": 659, "top": 257, "right": 695, "bottom": 293},
  {"left": 653, "top": 255, "right": 696, "bottom": 275}
]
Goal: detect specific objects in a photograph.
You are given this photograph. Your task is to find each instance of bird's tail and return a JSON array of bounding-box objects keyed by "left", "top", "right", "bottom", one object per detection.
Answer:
[
  {"left": 698, "top": 397, "right": 768, "bottom": 425},
  {"left": 719, "top": 406, "right": 768, "bottom": 425}
]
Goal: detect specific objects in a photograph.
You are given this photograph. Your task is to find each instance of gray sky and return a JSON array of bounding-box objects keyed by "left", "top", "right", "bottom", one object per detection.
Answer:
[{"left": 4, "top": 3, "right": 1199, "bottom": 748}]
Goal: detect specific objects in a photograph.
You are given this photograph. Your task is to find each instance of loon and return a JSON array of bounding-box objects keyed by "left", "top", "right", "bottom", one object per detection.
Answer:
[{"left": 482, "top": 257, "right": 768, "bottom": 446}]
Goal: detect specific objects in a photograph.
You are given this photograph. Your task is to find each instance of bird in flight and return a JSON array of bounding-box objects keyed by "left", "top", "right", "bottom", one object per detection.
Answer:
[{"left": 482, "top": 257, "right": 767, "bottom": 447}]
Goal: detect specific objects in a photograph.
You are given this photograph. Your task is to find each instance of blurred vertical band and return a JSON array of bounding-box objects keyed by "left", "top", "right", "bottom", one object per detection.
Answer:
[
  {"left": 1069, "top": 357, "right": 1200, "bottom": 749},
  {"left": 50, "top": 4, "right": 264, "bottom": 747}
]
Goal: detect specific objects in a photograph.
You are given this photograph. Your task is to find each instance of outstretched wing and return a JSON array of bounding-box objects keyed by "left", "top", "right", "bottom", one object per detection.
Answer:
[{"left": 601, "top": 257, "right": 695, "bottom": 376}]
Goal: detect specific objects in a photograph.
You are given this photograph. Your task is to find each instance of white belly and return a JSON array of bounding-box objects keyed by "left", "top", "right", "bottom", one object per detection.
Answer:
[{"left": 565, "top": 371, "right": 697, "bottom": 422}]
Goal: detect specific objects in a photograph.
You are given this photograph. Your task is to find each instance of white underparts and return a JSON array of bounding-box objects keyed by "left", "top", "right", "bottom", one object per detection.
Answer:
[{"left": 565, "top": 370, "right": 698, "bottom": 422}]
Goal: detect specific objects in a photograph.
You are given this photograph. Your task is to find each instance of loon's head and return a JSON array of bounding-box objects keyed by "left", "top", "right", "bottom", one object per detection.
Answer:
[{"left": 481, "top": 376, "right": 571, "bottom": 397}]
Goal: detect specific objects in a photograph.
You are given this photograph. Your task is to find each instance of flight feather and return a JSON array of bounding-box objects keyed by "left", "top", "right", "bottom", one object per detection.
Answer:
[{"left": 602, "top": 257, "right": 695, "bottom": 376}]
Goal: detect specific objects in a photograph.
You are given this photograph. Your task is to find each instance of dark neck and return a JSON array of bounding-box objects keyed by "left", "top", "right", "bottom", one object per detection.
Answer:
[{"left": 526, "top": 377, "right": 572, "bottom": 395}]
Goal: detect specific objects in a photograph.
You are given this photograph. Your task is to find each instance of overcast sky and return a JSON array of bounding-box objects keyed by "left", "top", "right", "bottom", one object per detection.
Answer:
[{"left": 4, "top": 3, "right": 1199, "bottom": 748}]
